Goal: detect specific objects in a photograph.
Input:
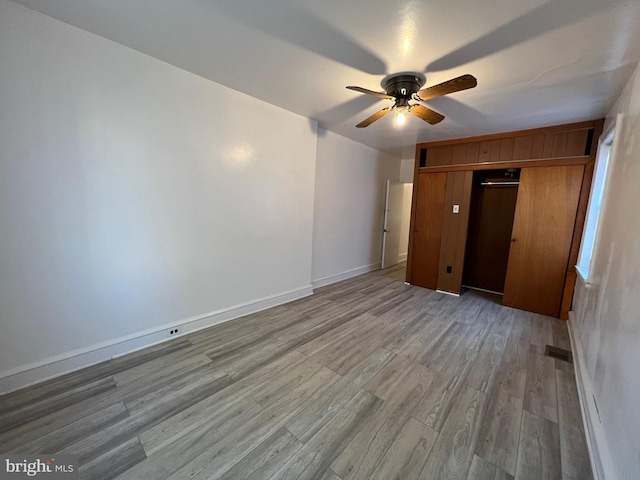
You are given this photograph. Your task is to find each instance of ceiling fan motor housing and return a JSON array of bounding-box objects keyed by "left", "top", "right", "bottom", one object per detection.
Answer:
[{"left": 383, "top": 74, "right": 425, "bottom": 101}]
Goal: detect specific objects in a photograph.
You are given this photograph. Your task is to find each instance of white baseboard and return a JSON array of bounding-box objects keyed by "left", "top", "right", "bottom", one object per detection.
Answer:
[
  {"left": 0, "top": 285, "right": 313, "bottom": 395},
  {"left": 436, "top": 289, "right": 460, "bottom": 297},
  {"left": 312, "top": 262, "right": 381, "bottom": 289},
  {"left": 567, "top": 313, "right": 617, "bottom": 480},
  {"left": 398, "top": 252, "right": 408, "bottom": 261}
]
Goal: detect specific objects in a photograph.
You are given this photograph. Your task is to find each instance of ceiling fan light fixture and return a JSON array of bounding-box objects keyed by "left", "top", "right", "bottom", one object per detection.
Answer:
[{"left": 394, "top": 106, "right": 409, "bottom": 127}]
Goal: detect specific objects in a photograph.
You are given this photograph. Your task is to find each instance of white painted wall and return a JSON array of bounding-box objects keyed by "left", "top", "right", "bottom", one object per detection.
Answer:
[
  {"left": 0, "top": 1, "right": 318, "bottom": 391},
  {"left": 399, "top": 157, "right": 415, "bottom": 183},
  {"left": 571, "top": 62, "right": 640, "bottom": 480},
  {"left": 398, "top": 183, "right": 413, "bottom": 261},
  {"left": 312, "top": 129, "right": 401, "bottom": 286}
]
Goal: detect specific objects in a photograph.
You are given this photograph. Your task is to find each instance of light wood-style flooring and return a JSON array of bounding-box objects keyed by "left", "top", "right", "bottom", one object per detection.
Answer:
[{"left": 0, "top": 264, "right": 592, "bottom": 479}]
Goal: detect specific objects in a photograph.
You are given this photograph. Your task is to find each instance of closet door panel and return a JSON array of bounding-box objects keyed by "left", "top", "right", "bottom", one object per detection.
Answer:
[
  {"left": 410, "top": 173, "right": 447, "bottom": 289},
  {"left": 437, "top": 171, "right": 473, "bottom": 294},
  {"left": 503, "top": 165, "right": 584, "bottom": 317}
]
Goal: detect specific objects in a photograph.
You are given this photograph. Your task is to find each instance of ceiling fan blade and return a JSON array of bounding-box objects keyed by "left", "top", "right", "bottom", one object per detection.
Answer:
[
  {"left": 347, "top": 86, "right": 394, "bottom": 100},
  {"left": 410, "top": 105, "right": 445, "bottom": 125},
  {"left": 356, "top": 108, "right": 392, "bottom": 128},
  {"left": 416, "top": 74, "right": 477, "bottom": 101}
]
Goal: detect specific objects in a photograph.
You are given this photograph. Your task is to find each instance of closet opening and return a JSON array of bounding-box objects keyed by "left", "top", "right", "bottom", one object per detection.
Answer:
[{"left": 462, "top": 168, "right": 520, "bottom": 295}]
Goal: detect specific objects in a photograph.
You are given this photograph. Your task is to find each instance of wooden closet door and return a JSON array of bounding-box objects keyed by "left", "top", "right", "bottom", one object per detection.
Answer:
[
  {"left": 410, "top": 173, "right": 447, "bottom": 290},
  {"left": 503, "top": 165, "right": 584, "bottom": 317},
  {"left": 436, "top": 171, "right": 473, "bottom": 294}
]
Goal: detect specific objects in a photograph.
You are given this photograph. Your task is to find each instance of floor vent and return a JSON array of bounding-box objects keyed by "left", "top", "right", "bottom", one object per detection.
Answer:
[{"left": 545, "top": 345, "right": 573, "bottom": 363}]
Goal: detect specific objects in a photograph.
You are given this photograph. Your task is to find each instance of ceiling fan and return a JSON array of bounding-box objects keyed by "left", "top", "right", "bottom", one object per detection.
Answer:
[{"left": 347, "top": 73, "right": 477, "bottom": 128}]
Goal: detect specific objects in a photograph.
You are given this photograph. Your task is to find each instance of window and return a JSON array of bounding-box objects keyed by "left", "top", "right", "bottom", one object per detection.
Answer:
[{"left": 576, "top": 130, "right": 614, "bottom": 280}]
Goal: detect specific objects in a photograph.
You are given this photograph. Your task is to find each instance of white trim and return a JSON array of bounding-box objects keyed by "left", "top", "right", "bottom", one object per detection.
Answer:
[
  {"left": 567, "top": 313, "right": 618, "bottom": 480},
  {"left": 312, "top": 263, "right": 381, "bottom": 289},
  {"left": 398, "top": 252, "right": 408, "bottom": 262},
  {"left": 0, "top": 285, "right": 313, "bottom": 395},
  {"left": 436, "top": 289, "right": 460, "bottom": 297}
]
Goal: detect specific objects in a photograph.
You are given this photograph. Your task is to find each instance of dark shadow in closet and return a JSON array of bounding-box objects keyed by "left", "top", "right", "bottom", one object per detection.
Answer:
[{"left": 463, "top": 169, "right": 519, "bottom": 294}]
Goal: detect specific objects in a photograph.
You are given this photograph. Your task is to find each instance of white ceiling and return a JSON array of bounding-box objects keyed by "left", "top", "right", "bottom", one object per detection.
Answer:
[{"left": 10, "top": 0, "right": 640, "bottom": 157}]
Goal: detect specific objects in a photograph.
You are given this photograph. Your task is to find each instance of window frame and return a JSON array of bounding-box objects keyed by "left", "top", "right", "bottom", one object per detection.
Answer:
[{"left": 576, "top": 128, "right": 615, "bottom": 282}]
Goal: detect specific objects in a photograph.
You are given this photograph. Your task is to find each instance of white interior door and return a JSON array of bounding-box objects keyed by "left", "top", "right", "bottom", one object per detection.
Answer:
[{"left": 381, "top": 180, "right": 404, "bottom": 269}]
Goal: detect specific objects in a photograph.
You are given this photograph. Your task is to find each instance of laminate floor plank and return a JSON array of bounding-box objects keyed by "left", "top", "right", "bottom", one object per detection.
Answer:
[
  {"left": 331, "top": 365, "right": 433, "bottom": 480},
  {"left": 0, "top": 338, "right": 192, "bottom": 415},
  {"left": 189, "top": 323, "right": 264, "bottom": 353},
  {"left": 0, "top": 396, "right": 120, "bottom": 452},
  {"left": 514, "top": 410, "right": 562, "bottom": 480},
  {"left": 418, "top": 385, "right": 487, "bottom": 480},
  {"left": 165, "top": 368, "right": 342, "bottom": 480},
  {"left": 187, "top": 316, "right": 261, "bottom": 343},
  {"left": 364, "top": 351, "right": 420, "bottom": 400},
  {"left": 78, "top": 436, "right": 146, "bottom": 480},
  {"left": 0, "top": 377, "right": 117, "bottom": 433},
  {"left": 1, "top": 350, "right": 217, "bottom": 451},
  {"left": 462, "top": 314, "right": 492, "bottom": 351},
  {"left": 271, "top": 390, "right": 382, "bottom": 480},
  {"left": 475, "top": 387, "right": 524, "bottom": 477},
  {"left": 218, "top": 427, "right": 303, "bottom": 480},
  {"left": 294, "top": 313, "right": 374, "bottom": 357},
  {"left": 466, "top": 455, "right": 514, "bottom": 480},
  {"left": 369, "top": 417, "right": 438, "bottom": 480},
  {"left": 523, "top": 346, "right": 558, "bottom": 423},
  {"left": 556, "top": 369, "right": 593, "bottom": 480},
  {"left": 138, "top": 389, "right": 260, "bottom": 457},
  {"left": 530, "top": 314, "right": 554, "bottom": 347},
  {"left": 303, "top": 293, "right": 369, "bottom": 319},
  {"left": 367, "top": 288, "right": 417, "bottom": 317},
  {"left": 412, "top": 358, "right": 474, "bottom": 432},
  {"left": 249, "top": 355, "right": 326, "bottom": 409},
  {"left": 0, "top": 264, "right": 591, "bottom": 479},
  {"left": 493, "top": 313, "right": 531, "bottom": 399},
  {"left": 319, "top": 469, "right": 342, "bottom": 480},
  {"left": 111, "top": 350, "right": 211, "bottom": 387},
  {"left": 64, "top": 368, "right": 234, "bottom": 463},
  {"left": 466, "top": 318, "right": 513, "bottom": 393},
  {"left": 123, "top": 367, "right": 338, "bottom": 480},
  {"left": 445, "top": 290, "right": 492, "bottom": 325},
  {"left": 285, "top": 349, "right": 394, "bottom": 443},
  {"left": 6, "top": 401, "right": 129, "bottom": 454},
  {"left": 420, "top": 291, "right": 459, "bottom": 316},
  {"left": 418, "top": 320, "right": 470, "bottom": 367},
  {"left": 379, "top": 312, "right": 438, "bottom": 354},
  {"left": 423, "top": 327, "right": 478, "bottom": 375},
  {"left": 123, "top": 364, "right": 228, "bottom": 414},
  {"left": 551, "top": 320, "right": 572, "bottom": 351},
  {"left": 212, "top": 338, "right": 296, "bottom": 380}
]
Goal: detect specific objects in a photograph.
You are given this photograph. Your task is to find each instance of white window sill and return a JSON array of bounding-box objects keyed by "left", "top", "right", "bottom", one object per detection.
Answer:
[
  {"left": 575, "top": 265, "right": 589, "bottom": 282},
  {"left": 575, "top": 265, "right": 598, "bottom": 287}
]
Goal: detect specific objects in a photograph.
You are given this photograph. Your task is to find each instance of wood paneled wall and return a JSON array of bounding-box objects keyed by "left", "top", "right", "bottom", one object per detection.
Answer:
[{"left": 424, "top": 126, "right": 592, "bottom": 167}]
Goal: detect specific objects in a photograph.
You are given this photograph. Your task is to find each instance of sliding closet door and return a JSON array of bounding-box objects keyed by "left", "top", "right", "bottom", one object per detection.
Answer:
[{"left": 503, "top": 165, "right": 584, "bottom": 317}]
